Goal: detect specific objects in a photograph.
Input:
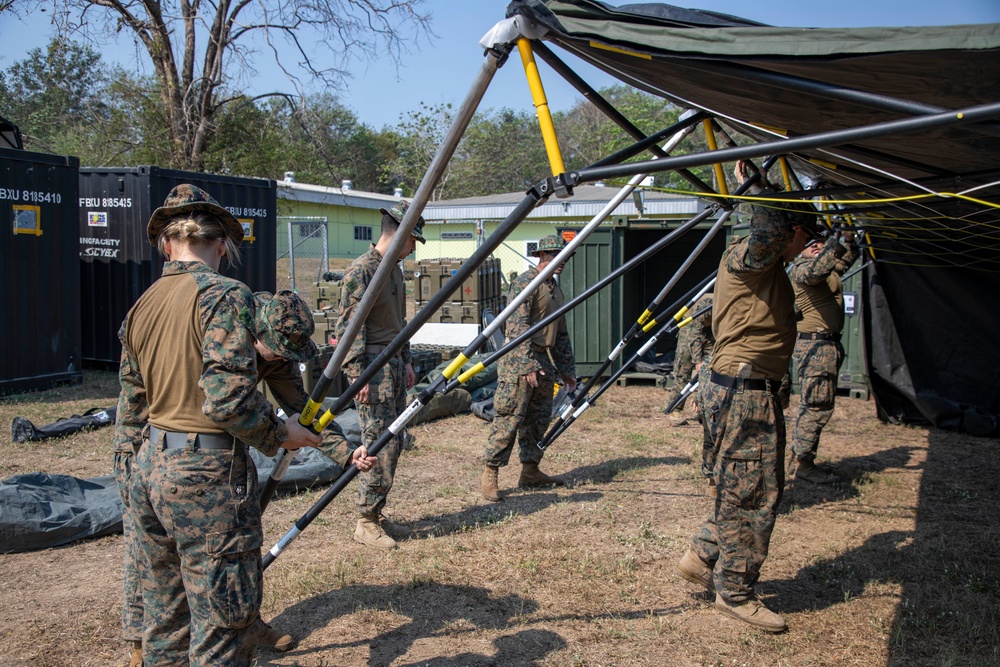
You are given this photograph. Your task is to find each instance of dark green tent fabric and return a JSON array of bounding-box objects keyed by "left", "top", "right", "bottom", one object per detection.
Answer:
[{"left": 506, "top": 0, "right": 1000, "bottom": 430}]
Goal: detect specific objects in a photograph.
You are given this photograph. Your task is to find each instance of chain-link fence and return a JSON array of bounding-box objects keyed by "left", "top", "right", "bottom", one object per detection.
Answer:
[{"left": 277, "top": 216, "right": 329, "bottom": 310}]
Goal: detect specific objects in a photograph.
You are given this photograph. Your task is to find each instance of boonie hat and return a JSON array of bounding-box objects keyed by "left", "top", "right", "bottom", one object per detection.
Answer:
[
  {"left": 146, "top": 184, "right": 244, "bottom": 247},
  {"left": 253, "top": 290, "right": 319, "bottom": 363},
  {"left": 379, "top": 199, "right": 426, "bottom": 244},
  {"left": 531, "top": 234, "right": 568, "bottom": 256}
]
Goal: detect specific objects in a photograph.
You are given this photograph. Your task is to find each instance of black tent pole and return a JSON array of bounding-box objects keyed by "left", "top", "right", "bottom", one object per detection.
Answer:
[
  {"left": 540, "top": 303, "right": 714, "bottom": 452},
  {"left": 571, "top": 100, "right": 1000, "bottom": 186},
  {"left": 259, "top": 44, "right": 515, "bottom": 509},
  {"left": 262, "top": 188, "right": 545, "bottom": 568}
]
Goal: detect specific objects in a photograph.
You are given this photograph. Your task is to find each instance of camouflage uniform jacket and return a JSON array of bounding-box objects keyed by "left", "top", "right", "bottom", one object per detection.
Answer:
[
  {"left": 686, "top": 294, "right": 715, "bottom": 363},
  {"left": 335, "top": 245, "right": 411, "bottom": 378},
  {"left": 710, "top": 194, "right": 808, "bottom": 380},
  {"left": 114, "top": 261, "right": 286, "bottom": 456},
  {"left": 499, "top": 266, "right": 575, "bottom": 381},
  {"left": 790, "top": 237, "right": 860, "bottom": 334}
]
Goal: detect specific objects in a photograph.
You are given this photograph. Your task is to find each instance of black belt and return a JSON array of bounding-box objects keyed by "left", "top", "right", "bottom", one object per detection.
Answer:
[
  {"left": 149, "top": 426, "right": 236, "bottom": 451},
  {"left": 710, "top": 371, "right": 781, "bottom": 394},
  {"left": 798, "top": 331, "right": 840, "bottom": 342}
]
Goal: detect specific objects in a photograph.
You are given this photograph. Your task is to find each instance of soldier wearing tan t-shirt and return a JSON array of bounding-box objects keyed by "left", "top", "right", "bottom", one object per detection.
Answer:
[
  {"left": 676, "top": 161, "right": 818, "bottom": 634},
  {"left": 788, "top": 232, "right": 860, "bottom": 483}
]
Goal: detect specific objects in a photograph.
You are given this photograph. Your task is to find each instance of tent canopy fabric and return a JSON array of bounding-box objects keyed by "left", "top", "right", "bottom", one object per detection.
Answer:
[{"left": 507, "top": 0, "right": 1000, "bottom": 429}]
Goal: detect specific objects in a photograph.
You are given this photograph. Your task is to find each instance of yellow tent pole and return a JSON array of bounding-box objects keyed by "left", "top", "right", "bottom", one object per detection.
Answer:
[
  {"left": 778, "top": 157, "right": 794, "bottom": 192},
  {"left": 517, "top": 38, "right": 565, "bottom": 175},
  {"left": 702, "top": 119, "right": 729, "bottom": 196}
]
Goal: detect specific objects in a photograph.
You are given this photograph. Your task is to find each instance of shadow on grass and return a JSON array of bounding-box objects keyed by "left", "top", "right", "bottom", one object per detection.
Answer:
[
  {"left": 779, "top": 445, "right": 921, "bottom": 514},
  {"left": 392, "top": 456, "right": 687, "bottom": 541},
  {"left": 769, "top": 431, "right": 1000, "bottom": 666},
  {"left": 265, "top": 582, "right": 559, "bottom": 667},
  {"left": 398, "top": 490, "right": 605, "bottom": 541}
]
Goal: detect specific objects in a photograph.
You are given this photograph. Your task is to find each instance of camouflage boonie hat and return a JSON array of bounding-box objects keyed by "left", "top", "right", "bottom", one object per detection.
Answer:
[
  {"left": 146, "top": 184, "right": 244, "bottom": 247},
  {"left": 380, "top": 199, "right": 426, "bottom": 244},
  {"left": 531, "top": 234, "right": 567, "bottom": 256},
  {"left": 252, "top": 290, "right": 318, "bottom": 363}
]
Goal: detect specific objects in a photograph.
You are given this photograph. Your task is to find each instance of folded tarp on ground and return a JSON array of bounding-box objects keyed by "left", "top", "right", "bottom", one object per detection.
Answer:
[{"left": 0, "top": 409, "right": 363, "bottom": 554}]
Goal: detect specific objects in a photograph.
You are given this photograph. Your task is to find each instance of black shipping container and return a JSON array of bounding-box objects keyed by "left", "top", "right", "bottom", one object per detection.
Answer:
[
  {"left": 1, "top": 147, "right": 83, "bottom": 392},
  {"left": 79, "top": 167, "right": 277, "bottom": 364}
]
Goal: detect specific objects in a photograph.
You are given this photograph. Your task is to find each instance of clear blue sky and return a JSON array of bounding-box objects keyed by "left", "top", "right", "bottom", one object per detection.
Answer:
[{"left": 2, "top": 0, "right": 999, "bottom": 130}]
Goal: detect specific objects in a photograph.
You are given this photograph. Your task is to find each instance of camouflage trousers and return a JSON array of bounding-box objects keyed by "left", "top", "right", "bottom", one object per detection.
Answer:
[
  {"left": 484, "top": 372, "right": 554, "bottom": 467},
  {"left": 113, "top": 450, "right": 143, "bottom": 644},
  {"left": 696, "top": 355, "right": 714, "bottom": 479},
  {"left": 663, "top": 344, "right": 695, "bottom": 411},
  {"left": 130, "top": 438, "right": 263, "bottom": 666},
  {"left": 355, "top": 354, "right": 407, "bottom": 518},
  {"left": 691, "top": 373, "right": 786, "bottom": 603},
  {"left": 792, "top": 337, "right": 845, "bottom": 461}
]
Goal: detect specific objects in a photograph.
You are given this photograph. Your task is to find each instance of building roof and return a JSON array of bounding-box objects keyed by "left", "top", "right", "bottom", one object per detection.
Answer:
[
  {"left": 422, "top": 184, "right": 702, "bottom": 223},
  {"left": 277, "top": 180, "right": 402, "bottom": 211}
]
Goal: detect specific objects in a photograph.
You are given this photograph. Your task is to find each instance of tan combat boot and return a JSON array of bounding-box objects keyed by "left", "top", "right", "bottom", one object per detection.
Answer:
[
  {"left": 795, "top": 458, "right": 840, "bottom": 484},
  {"left": 258, "top": 619, "right": 294, "bottom": 652},
  {"left": 715, "top": 594, "right": 786, "bottom": 632},
  {"left": 354, "top": 516, "right": 398, "bottom": 549},
  {"left": 518, "top": 462, "right": 565, "bottom": 488},
  {"left": 481, "top": 465, "right": 502, "bottom": 502},
  {"left": 675, "top": 549, "right": 715, "bottom": 593},
  {"left": 128, "top": 641, "right": 142, "bottom": 667}
]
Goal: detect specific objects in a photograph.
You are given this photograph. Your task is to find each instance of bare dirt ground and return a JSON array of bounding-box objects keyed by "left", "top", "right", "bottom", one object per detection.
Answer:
[{"left": 1, "top": 371, "right": 998, "bottom": 667}]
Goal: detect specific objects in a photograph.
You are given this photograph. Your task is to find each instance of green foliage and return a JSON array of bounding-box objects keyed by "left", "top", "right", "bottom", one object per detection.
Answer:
[{"left": 0, "top": 38, "right": 108, "bottom": 156}]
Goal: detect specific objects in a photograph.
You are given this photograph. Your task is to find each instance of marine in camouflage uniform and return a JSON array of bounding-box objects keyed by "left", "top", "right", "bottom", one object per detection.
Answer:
[
  {"left": 667, "top": 293, "right": 714, "bottom": 420},
  {"left": 481, "top": 235, "right": 576, "bottom": 502},
  {"left": 676, "top": 162, "right": 817, "bottom": 633},
  {"left": 335, "top": 201, "right": 422, "bottom": 549},
  {"left": 251, "top": 290, "right": 366, "bottom": 471},
  {"left": 789, "top": 233, "right": 860, "bottom": 483},
  {"left": 662, "top": 295, "right": 709, "bottom": 413},
  {"left": 115, "top": 184, "right": 319, "bottom": 667}
]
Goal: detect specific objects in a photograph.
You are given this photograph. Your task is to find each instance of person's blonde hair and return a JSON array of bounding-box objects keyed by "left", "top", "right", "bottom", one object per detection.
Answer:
[{"left": 156, "top": 211, "right": 242, "bottom": 268}]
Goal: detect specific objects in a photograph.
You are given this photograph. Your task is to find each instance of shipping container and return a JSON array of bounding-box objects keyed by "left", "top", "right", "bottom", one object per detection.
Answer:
[
  {"left": 78, "top": 167, "right": 277, "bottom": 364},
  {"left": 0, "top": 147, "right": 83, "bottom": 392},
  {"left": 559, "top": 217, "right": 727, "bottom": 377}
]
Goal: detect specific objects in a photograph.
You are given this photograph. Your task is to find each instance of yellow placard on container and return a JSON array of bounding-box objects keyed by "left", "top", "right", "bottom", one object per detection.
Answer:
[
  {"left": 12, "top": 205, "right": 42, "bottom": 236},
  {"left": 240, "top": 219, "right": 255, "bottom": 243}
]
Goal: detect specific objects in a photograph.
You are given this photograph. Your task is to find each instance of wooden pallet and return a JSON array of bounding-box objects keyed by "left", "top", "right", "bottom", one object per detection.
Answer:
[{"left": 615, "top": 372, "right": 664, "bottom": 387}]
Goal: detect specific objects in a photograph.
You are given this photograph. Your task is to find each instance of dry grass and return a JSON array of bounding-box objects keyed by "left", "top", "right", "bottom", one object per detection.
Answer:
[{"left": 0, "top": 372, "right": 998, "bottom": 666}]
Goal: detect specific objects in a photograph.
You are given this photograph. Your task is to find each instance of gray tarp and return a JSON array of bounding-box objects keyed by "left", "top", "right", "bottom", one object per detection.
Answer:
[{"left": 0, "top": 410, "right": 363, "bottom": 554}]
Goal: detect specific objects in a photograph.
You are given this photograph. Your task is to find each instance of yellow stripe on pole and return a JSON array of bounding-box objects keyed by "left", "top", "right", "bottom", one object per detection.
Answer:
[
  {"left": 809, "top": 157, "right": 838, "bottom": 170},
  {"left": 518, "top": 38, "right": 566, "bottom": 176},
  {"left": 642, "top": 318, "right": 658, "bottom": 333},
  {"left": 637, "top": 309, "right": 653, "bottom": 325},
  {"left": 443, "top": 353, "right": 469, "bottom": 379},
  {"left": 865, "top": 231, "right": 877, "bottom": 260},
  {"left": 778, "top": 157, "right": 793, "bottom": 192},
  {"left": 300, "top": 398, "right": 321, "bottom": 426},
  {"left": 458, "top": 362, "right": 486, "bottom": 384},
  {"left": 588, "top": 41, "right": 652, "bottom": 60},
  {"left": 673, "top": 305, "right": 689, "bottom": 322},
  {"left": 678, "top": 316, "right": 694, "bottom": 328},
  {"left": 703, "top": 119, "right": 729, "bottom": 196},
  {"left": 317, "top": 411, "right": 337, "bottom": 430}
]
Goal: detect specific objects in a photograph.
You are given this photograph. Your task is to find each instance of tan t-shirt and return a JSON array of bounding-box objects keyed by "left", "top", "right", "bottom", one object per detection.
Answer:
[
  {"left": 125, "top": 272, "right": 224, "bottom": 434},
  {"left": 529, "top": 279, "right": 567, "bottom": 350}
]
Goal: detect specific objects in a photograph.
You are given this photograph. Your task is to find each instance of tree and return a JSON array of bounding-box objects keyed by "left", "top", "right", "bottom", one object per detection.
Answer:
[
  {"left": 24, "top": 0, "right": 431, "bottom": 170},
  {"left": 0, "top": 38, "right": 109, "bottom": 155}
]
